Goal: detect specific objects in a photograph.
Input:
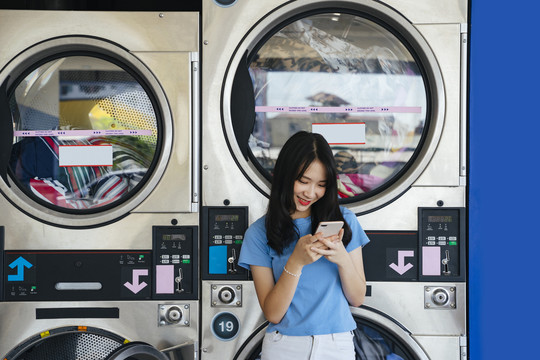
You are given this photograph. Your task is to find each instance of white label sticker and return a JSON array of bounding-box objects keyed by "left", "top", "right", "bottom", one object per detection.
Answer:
[
  {"left": 59, "top": 145, "right": 113, "bottom": 167},
  {"left": 312, "top": 123, "right": 366, "bottom": 145}
]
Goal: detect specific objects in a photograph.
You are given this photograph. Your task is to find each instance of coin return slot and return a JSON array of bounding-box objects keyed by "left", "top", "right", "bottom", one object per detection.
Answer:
[
  {"left": 211, "top": 284, "right": 242, "bottom": 307},
  {"left": 424, "top": 286, "right": 456, "bottom": 309},
  {"left": 158, "top": 304, "right": 191, "bottom": 327},
  {"left": 166, "top": 306, "right": 183, "bottom": 323},
  {"left": 55, "top": 282, "right": 103, "bottom": 291}
]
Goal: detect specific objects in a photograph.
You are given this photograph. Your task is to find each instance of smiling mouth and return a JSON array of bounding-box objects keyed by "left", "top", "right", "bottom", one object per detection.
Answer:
[{"left": 297, "top": 197, "right": 311, "bottom": 206}]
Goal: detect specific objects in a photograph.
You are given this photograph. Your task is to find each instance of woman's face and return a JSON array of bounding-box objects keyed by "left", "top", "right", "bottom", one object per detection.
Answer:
[{"left": 291, "top": 159, "right": 327, "bottom": 219}]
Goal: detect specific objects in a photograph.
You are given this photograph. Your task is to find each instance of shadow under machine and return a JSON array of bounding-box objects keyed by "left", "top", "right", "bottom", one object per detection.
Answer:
[
  {"left": 0, "top": 10, "right": 200, "bottom": 360},
  {"left": 200, "top": 0, "right": 468, "bottom": 359}
]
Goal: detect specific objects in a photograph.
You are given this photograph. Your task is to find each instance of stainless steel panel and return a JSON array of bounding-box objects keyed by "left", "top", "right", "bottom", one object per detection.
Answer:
[
  {"left": 413, "top": 23, "right": 464, "bottom": 188},
  {"left": 0, "top": 11, "right": 199, "bottom": 227},
  {"left": 200, "top": 282, "right": 465, "bottom": 360},
  {"left": 201, "top": 0, "right": 297, "bottom": 219},
  {"left": 1, "top": 210, "right": 199, "bottom": 250},
  {"left": 363, "top": 282, "right": 467, "bottom": 336},
  {"left": 201, "top": 0, "right": 286, "bottom": 218},
  {"left": 0, "top": 301, "right": 199, "bottom": 358},
  {"left": 202, "top": 0, "right": 462, "bottom": 221},
  {"left": 358, "top": 186, "right": 466, "bottom": 230},
  {"left": 424, "top": 285, "right": 457, "bottom": 309},
  {"left": 200, "top": 281, "right": 266, "bottom": 360},
  {"left": 0, "top": 9, "right": 201, "bottom": 360},
  {"left": 202, "top": 181, "right": 466, "bottom": 235},
  {"left": 201, "top": 2, "right": 467, "bottom": 360},
  {"left": 191, "top": 52, "right": 201, "bottom": 211},
  {"left": 0, "top": 11, "right": 198, "bottom": 62},
  {"left": 132, "top": 52, "right": 196, "bottom": 214},
  {"left": 413, "top": 336, "right": 463, "bottom": 360},
  {"left": 460, "top": 27, "right": 468, "bottom": 178},
  {"left": 383, "top": 0, "right": 467, "bottom": 24}
]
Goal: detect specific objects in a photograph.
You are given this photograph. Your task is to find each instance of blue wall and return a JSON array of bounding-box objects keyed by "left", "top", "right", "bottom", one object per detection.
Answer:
[{"left": 469, "top": 0, "right": 540, "bottom": 358}]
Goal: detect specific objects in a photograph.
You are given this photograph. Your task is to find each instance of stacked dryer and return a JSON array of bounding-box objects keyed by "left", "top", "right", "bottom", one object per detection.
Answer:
[
  {"left": 200, "top": 0, "right": 468, "bottom": 359},
  {"left": 0, "top": 10, "right": 200, "bottom": 359}
]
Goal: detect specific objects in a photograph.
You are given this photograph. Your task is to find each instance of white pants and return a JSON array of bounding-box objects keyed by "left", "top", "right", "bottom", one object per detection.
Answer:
[{"left": 261, "top": 330, "right": 355, "bottom": 360}]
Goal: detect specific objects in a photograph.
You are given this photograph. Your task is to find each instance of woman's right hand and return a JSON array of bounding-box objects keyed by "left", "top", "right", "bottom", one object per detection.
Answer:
[{"left": 289, "top": 233, "right": 327, "bottom": 269}]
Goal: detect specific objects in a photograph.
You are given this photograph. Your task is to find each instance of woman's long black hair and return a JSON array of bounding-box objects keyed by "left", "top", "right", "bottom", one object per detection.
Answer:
[{"left": 265, "top": 131, "right": 352, "bottom": 254}]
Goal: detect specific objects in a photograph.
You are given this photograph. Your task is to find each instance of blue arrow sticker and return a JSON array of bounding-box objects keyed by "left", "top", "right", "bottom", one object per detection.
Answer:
[{"left": 8, "top": 256, "right": 33, "bottom": 281}]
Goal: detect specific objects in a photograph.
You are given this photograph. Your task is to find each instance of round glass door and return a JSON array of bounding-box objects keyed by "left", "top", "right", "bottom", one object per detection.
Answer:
[
  {"left": 8, "top": 55, "right": 158, "bottom": 212},
  {"left": 352, "top": 318, "right": 421, "bottom": 359},
  {"left": 3, "top": 326, "right": 167, "bottom": 360},
  {"left": 227, "top": 4, "right": 443, "bottom": 210},
  {"left": 0, "top": 37, "right": 173, "bottom": 227}
]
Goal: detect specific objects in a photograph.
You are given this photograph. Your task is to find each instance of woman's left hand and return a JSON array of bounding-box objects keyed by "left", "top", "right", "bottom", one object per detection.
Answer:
[{"left": 310, "top": 229, "right": 349, "bottom": 265}]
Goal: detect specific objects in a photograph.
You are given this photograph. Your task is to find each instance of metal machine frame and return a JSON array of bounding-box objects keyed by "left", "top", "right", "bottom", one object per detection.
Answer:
[
  {"left": 0, "top": 10, "right": 201, "bottom": 359},
  {"left": 200, "top": 0, "right": 468, "bottom": 359}
]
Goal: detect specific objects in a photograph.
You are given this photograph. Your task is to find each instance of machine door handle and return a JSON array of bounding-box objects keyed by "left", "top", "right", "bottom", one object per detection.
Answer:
[
  {"left": 0, "top": 76, "right": 13, "bottom": 186},
  {"left": 231, "top": 51, "right": 255, "bottom": 160},
  {"left": 175, "top": 268, "right": 184, "bottom": 293},
  {"left": 228, "top": 248, "right": 237, "bottom": 274},
  {"left": 442, "top": 250, "right": 451, "bottom": 275}
]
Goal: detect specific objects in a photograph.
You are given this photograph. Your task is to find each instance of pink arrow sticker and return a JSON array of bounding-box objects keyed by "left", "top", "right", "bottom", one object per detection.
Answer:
[
  {"left": 124, "top": 269, "right": 148, "bottom": 294},
  {"left": 389, "top": 250, "right": 414, "bottom": 275}
]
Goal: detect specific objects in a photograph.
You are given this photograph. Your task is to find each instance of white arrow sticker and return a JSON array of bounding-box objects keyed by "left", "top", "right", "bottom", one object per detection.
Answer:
[
  {"left": 389, "top": 250, "right": 414, "bottom": 275},
  {"left": 124, "top": 269, "right": 149, "bottom": 294}
]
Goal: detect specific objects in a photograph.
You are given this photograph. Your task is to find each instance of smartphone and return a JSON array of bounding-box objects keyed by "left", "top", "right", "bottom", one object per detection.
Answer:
[{"left": 315, "top": 221, "right": 344, "bottom": 238}]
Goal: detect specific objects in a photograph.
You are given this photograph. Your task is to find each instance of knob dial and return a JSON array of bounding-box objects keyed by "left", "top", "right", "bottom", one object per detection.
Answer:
[
  {"left": 166, "top": 306, "right": 183, "bottom": 323},
  {"left": 218, "top": 286, "right": 235, "bottom": 304},
  {"left": 432, "top": 289, "right": 449, "bottom": 306}
]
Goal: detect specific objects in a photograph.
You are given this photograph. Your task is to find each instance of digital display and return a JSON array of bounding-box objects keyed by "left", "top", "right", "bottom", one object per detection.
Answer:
[
  {"left": 215, "top": 214, "right": 239, "bottom": 222},
  {"left": 162, "top": 234, "right": 186, "bottom": 241},
  {"left": 428, "top": 216, "right": 453, "bottom": 223}
]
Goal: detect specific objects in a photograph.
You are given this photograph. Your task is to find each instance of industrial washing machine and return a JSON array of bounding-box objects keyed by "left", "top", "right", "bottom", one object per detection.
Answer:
[
  {"left": 0, "top": 10, "right": 200, "bottom": 359},
  {"left": 200, "top": 0, "right": 468, "bottom": 359}
]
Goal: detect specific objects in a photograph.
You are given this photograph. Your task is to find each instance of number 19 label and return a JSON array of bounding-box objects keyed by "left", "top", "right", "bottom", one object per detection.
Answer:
[{"left": 211, "top": 312, "right": 240, "bottom": 341}]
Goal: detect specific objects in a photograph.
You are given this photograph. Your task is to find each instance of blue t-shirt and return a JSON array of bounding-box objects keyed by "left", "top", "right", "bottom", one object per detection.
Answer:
[{"left": 238, "top": 207, "right": 370, "bottom": 336}]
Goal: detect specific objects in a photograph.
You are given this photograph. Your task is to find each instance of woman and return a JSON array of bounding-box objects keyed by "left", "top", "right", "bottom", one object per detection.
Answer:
[{"left": 238, "top": 131, "right": 369, "bottom": 360}]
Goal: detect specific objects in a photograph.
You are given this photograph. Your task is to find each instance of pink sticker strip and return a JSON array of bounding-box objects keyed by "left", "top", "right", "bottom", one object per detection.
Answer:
[
  {"left": 255, "top": 106, "right": 422, "bottom": 113},
  {"left": 14, "top": 129, "right": 153, "bottom": 137}
]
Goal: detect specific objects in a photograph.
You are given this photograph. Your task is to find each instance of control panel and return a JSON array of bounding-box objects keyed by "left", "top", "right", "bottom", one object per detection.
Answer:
[
  {"left": 201, "top": 206, "right": 248, "bottom": 280},
  {"left": 361, "top": 207, "right": 466, "bottom": 283},
  {"left": 362, "top": 231, "right": 418, "bottom": 282},
  {"left": 3, "top": 250, "right": 152, "bottom": 301},
  {"left": 418, "top": 208, "right": 466, "bottom": 281},
  {"left": 1, "top": 225, "right": 198, "bottom": 301},
  {"left": 152, "top": 226, "right": 198, "bottom": 300}
]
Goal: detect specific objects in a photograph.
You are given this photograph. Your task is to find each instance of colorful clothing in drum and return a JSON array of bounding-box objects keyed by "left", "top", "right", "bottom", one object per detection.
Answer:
[{"left": 10, "top": 135, "right": 151, "bottom": 209}]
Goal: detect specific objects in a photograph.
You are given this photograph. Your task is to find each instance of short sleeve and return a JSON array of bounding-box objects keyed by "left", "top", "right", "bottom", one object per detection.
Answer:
[
  {"left": 238, "top": 216, "right": 273, "bottom": 271},
  {"left": 341, "top": 207, "right": 370, "bottom": 252}
]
